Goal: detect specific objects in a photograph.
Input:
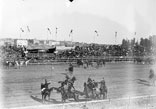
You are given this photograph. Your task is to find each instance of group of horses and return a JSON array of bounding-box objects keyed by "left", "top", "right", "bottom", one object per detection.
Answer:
[
  {"left": 40, "top": 77, "right": 107, "bottom": 103},
  {"left": 2, "top": 58, "right": 32, "bottom": 69},
  {"left": 76, "top": 58, "right": 106, "bottom": 68}
]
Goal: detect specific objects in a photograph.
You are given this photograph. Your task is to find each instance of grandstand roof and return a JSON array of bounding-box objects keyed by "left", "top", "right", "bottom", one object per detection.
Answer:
[{"left": 27, "top": 45, "right": 55, "bottom": 50}]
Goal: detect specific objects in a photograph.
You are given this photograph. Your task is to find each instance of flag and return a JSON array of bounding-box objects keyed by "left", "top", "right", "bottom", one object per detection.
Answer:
[
  {"left": 47, "top": 28, "right": 51, "bottom": 34},
  {"left": 70, "top": 29, "right": 73, "bottom": 33},
  {"left": 95, "top": 30, "right": 98, "bottom": 36},
  {"left": 56, "top": 27, "right": 58, "bottom": 34},
  {"left": 115, "top": 32, "right": 117, "bottom": 37},
  {"left": 20, "top": 28, "right": 24, "bottom": 32},
  {"left": 27, "top": 26, "right": 30, "bottom": 32},
  {"left": 69, "top": 29, "right": 73, "bottom": 37}
]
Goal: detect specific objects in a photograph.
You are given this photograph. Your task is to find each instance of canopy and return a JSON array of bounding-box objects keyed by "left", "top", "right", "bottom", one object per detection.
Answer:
[{"left": 27, "top": 45, "right": 56, "bottom": 53}]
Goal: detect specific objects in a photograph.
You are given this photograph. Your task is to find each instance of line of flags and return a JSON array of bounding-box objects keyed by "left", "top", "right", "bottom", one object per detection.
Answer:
[
  {"left": 20, "top": 26, "right": 30, "bottom": 32},
  {"left": 19, "top": 27, "right": 137, "bottom": 41}
]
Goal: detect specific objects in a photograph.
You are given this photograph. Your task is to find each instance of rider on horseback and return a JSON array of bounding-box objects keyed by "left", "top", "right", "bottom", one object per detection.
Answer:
[
  {"left": 87, "top": 77, "right": 92, "bottom": 84},
  {"left": 87, "top": 77, "right": 95, "bottom": 90},
  {"left": 100, "top": 78, "right": 105, "bottom": 86},
  {"left": 41, "top": 79, "right": 50, "bottom": 92},
  {"left": 58, "top": 63, "right": 76, "bottom": 93},
  {"left": 100, "top": 77, "right": 106, "bottom": 91}
]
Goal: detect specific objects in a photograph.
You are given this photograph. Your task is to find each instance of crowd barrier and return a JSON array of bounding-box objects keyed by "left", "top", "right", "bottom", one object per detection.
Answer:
[{"left": 9, "top": 95, "right": 156, "bottom": 109}]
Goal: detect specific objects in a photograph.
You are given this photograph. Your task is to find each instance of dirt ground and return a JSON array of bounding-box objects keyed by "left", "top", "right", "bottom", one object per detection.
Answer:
[{"left": 1, "top": 62, "right": 156, "bottom": 109}]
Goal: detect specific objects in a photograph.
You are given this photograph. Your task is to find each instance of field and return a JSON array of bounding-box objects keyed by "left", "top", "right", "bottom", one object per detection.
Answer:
[{"left": 1, "top": 62, "right": 156, "bottom": 109}]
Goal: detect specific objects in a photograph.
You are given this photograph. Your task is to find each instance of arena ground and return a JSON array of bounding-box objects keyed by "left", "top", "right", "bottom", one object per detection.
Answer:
[{"left": 1, "top": 62, "right": 156, "bottom": 109}]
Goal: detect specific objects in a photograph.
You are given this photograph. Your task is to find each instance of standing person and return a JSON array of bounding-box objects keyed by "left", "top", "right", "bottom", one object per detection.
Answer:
[
  {"left": 65, "top": 63, "right": 76, "bottom": 92},
  {"left": 100, "top": 77, "right": 107, "bottom": 94},
  {"left": 66, "top": 63, "right": 74, "bottom": 79},
  {"left": 149, "top": 69, "right": 154, "bottom": 79},
  {"left": 100, "top": 77, "right": 106, "bottom": 91},
  {"left": 149, "top": 69, "right": 155, "bottom": 86},
  {"left": 44, "top": 79, "right": 50, "bottom": 89},
  {"left": 68, "top": 63, "right": 73, "bottom": 73},
  {"left": 100, "top": 77, "right": 106, "bottom": 86}
]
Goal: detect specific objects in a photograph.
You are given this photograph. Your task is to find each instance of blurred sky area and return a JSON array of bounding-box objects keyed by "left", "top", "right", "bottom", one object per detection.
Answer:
[{"left": 0, "top": 0, "right": 156, "bottom": 44}]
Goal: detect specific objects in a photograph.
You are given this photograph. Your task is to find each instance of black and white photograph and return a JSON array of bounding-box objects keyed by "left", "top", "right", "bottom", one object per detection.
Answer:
[{"left": 0, "top": 0, "right": 156, "bottom": 109}]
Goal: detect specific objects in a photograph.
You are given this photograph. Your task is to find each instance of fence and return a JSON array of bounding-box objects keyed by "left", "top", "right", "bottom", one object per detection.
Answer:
[{"left": 9, "top": 95, "right": 156, "bottom": 109}]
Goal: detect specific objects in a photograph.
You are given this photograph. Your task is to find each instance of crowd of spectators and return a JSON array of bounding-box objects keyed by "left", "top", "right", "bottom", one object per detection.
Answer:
[
  {"left": 0, "top": 45, "right": 26, "bottom": 62},
  {"left": 57, "top": 36, "right": 156, "bottom": 59},
  {"left": 56, "top": 44, "right": 122, "bottom": 59},
  {"left": 1, "top": 36, "right": 156, "bottom": 62}
]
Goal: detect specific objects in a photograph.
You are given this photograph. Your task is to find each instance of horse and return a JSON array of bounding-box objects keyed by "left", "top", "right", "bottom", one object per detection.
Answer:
[
  {"left": 59, "top": 76, "right": 78, "bottom": 102},
  {"left": 52, "top": 80, "right": 69, "bottom": 93},
  {"left": 60, "top": 86, "right": 79, "bottom": 102},
  {"left": 83, "top": 59, "right": 94, "bottom": 68},
  {"left": 99, "top": 83, "right": 107, "bottom": 99},
  {"left": 41, "top": 83, "right": 53, "bottom": 103},
  {"left": 83, "top": 82, "right": 100, "bottom": 99}
]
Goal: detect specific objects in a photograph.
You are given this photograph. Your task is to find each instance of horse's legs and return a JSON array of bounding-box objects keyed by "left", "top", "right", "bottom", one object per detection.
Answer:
[
  {"left": 42, "top": 94, "right": 45, "bottom": 103},
  {"left": 48, "top": 93, "right": 51, "bottom": 100},
  {"left": 73, "top": 93, "right": 79, "bottom": 102},
  {"left": 104, "top": 92, "right": 107, "bottom": 99}
]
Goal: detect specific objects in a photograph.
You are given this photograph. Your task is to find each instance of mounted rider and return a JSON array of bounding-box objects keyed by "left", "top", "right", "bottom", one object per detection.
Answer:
[
  {"left": 41, "top": 79, "right": 50, "bottom": 93},
  {"left": 67, "top": 63, "right": 76, "bottom": 92},
  {"left": 87, "top": 77, "right": 92, "bottom": 84},
  {"left": 59, "top": 63, "right": 76, "bottom": 93},
  {"left": 100, "top": 77, "right": 106, "bottom": 91},
  {"left": 87, "top": 77, "right": 95, "bottom": 90}
]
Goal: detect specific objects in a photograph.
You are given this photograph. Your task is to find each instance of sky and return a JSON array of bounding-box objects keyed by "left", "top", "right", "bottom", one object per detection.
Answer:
[{"left": 0, "top": 0, "right": 156, "bottom": 44}]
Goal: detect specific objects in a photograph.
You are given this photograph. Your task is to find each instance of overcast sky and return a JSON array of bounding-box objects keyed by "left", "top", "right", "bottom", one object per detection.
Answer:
[{"left": 0, "top": 0, "right": 156, "bottom": 44}]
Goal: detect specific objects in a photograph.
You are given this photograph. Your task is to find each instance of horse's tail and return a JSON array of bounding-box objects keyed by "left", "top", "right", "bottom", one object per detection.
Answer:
[
  {"left": 51, "top": 87, "right": 61, "bottom": 93},
  {"left": 49, "top": 87, "right": 54, "bottom": 92}
]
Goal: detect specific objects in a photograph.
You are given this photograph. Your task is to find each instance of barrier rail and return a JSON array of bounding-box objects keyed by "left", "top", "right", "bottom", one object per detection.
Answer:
[{"left": 9, "top": 95, "right": 156, "bottom": 109}]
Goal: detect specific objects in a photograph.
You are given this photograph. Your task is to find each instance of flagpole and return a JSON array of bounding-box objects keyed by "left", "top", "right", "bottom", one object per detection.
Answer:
[
  {"left": 20, "top": 29, "right": 21, "bottom": 39},
  {"left": 47, "top": 28, "right": 48, "bottom": 41},
  {"left": 20, "top": 28, "right": 24, "bottom": 39},
  {"left": 115, "top": 32, "right": 117, "bottom": 45},
  {"left": 94, "top": 34, "right": 95, "bottom": 44},
  {"left": 94, "top": 30, "right": 96, "bottom": 44},
  {"left": 27, "top": 26, "right": 30, "bottom": 39},
  {"left": 94, "top": 30, "right": 98, "bottom": 44},
  {"left": 55, "top": 27, "right": 57, "bottom": 42},
  {"left": 69, "top": 29, "right": 73, "bottom": 45}
]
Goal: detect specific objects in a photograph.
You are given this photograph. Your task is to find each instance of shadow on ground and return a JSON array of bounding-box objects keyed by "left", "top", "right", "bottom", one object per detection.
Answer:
[
  {"left": 30, "top": 95, "right": 93, "bottom": 104},
  {"left": 136, "top": 79, "right": 151, "bottom": 86}
]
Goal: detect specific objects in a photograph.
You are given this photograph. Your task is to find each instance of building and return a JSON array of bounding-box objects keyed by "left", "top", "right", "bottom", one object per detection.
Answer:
[
  {"left": 0, "top": 38, "right": 14, "bottom": 46},
  {"left": 16, "top": 39, "right": 28, "bottom": 47}
]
